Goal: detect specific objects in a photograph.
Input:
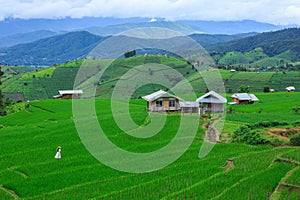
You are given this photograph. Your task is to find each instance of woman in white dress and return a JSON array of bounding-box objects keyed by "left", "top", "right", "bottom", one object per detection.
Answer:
[{"left": 54, "top": 146, "right": 61, "bottom": 159}]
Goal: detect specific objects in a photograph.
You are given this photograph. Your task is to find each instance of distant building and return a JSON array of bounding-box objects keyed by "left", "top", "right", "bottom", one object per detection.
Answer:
[
  {"left": 180, "top": 101, "right": 199, "bottom": 114},
  {"left": 230, "top": 93, "right": 259, "bottom": 105},
  {"left": 230, "top": 69, "right": 236, "bottom": 73},
  {"left": 286, "top": 86, "right": 295, "bottom": 92},
  {"left": 142, "top": 90, "right": 181, "bottom": 112},
  {"left": 196, "top": 91, "right": 227, "bottom": 113},
  {"left": 53, "top": 90, "right": 83, "bottom": 99}
]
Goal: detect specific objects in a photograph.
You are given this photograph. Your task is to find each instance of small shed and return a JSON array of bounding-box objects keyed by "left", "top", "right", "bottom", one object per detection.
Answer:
[
  {"left": 53, "top": 90, "right": 83, "bottom": 99},
  {"left": 142, "top": 90, "right": 180, "bottom": 112},
  {"left": 230, "top": 93, "right": 259, "bottom": 104},
  {"left": 180, "top": 102, "right": 199, "bottom": 114},
  {"left": 196, "top": 91, "right": 227, "bottom": 113},
  {"left": 286, "top": 86, "right": 295, "bottom": 92}
]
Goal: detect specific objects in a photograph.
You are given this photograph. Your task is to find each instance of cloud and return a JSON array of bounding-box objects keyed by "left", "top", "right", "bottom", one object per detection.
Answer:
[
  {"left": 285, "top": 5, "right": 300, "bottom": 21},
  {"left": 0, "top": 0, "right": 300, "bottom": 25}
]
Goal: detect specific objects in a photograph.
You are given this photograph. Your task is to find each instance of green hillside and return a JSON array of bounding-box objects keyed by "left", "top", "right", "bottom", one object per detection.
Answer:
[
  {"left": 0, "top": 96, "right": 299, "bottom": 199},
  {"left": 1, "top": 55, "right": 300, "bottom": 101},
  {"left": 210, "top": 28, "right": 300, "bottom": 63},
  {"left": 1, "top": 64, "right": 81, "bottom": 100},
  {"left": 1, "top": 56, "right": 196, "bottom": 100}
]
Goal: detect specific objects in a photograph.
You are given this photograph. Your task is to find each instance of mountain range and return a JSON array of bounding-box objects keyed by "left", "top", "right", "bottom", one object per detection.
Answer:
[
  {"left": 0, "top": 17, "right": 297, "bottom": 38},
  {"left": 0, "top": 30, "right": 259, "bottom": 66},
  {"left": 0, "top": 17, "right": 299, "bottom": 66},
  {"left": 0, "top": 31, "right": 106, "bottom": 66}
]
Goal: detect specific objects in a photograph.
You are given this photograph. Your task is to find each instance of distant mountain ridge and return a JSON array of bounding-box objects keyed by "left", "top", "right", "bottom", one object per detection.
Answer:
[
  {"left": 0, "top": 30, "right": 60, "bottom": 48},
  {"left": 0, "top": 31, "right": 105, "bottom": 66},
  {"left": 0, "top": 28, "right": 299, "bottom": 66},
  {"left": 189, "top": 32, "right": 257, "bottom": 48},
  {"left": 210, "top": 28, "right": 300, "bottom": 61},
  {"left": 0, "top": 17, "right": 297, "bottom": 37},
  {"left": 0, "top": 17, "right": 151, "bottom": 37},
  {"left": 178, "top": 20, "right": 285, "bottom": 34},
  {"left": 82, "top": 21, "right": 204, "bottom": 36},
  {"left": 0, "top": 30, "right": 256, "bottom": 66}
]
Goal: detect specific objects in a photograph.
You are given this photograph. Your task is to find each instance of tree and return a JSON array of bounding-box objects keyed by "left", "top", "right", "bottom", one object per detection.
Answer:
[
  {"left": 124, "top": 50, "right": 136, "bottom": 58},
  {"left": 290, "top": 133, "right": 300, "bottom": 146},
  {"left": 238, "top": 85, "right": 250, "bottom": 93},
  {"left": 263, "top": 86, "right": 270, "bottom": 93},
  {"left": 292, "top": 107, "right": 300, "bottom": 114}
]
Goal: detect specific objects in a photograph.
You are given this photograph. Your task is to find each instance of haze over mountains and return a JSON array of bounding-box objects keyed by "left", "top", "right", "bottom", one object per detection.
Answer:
[
  {"left": 0, "top": 17, "right": 296, "bottom": 38},
  {"left": 0, "top": 17, "right": 299, "bottom": 66}
]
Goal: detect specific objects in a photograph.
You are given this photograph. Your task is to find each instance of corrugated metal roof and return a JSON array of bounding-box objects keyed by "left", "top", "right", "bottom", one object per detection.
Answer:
[
  {"left": 286, "top": 86, "right": 295, "bottom": 91},
  {"left": 179, "top": 101, "right": 199, "bottom": 107},
  {"left": 249, "top": 94, "right": 259, "bottom": 101},
  {"left": 58, "top": 90, "right": 83, "bottom": 95},
  {"left": 142, "top": 90, "right": 180, "bottom": 102},
  {"left": 196, "top": 91, "right": 227, "bottom": 103},
  {"left": 230, "top": 93, "right": 259, "bottom": 101},
  {"left": 230, "top": 93, "right": 251, "bottom": 100}
]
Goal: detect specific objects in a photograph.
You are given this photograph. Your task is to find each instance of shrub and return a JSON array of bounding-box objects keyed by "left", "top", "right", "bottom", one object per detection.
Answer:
[
  {"left": 238, "top": 85, "right": 250, "bottom": 93},
  {"left": 292, "top": 107, "right": 300, "bottom": 114},
  {"left": 233, "top": 125, "right": 269, "bottom": 145},
  {"left": 247, "top": 121, "right": 289, "bottom": 129},
  {"left": 263, "top": 86, "right": 270, "bottom": 93},
  {"left": 270, "top": 138, "right": 285, "bottom": 146},
  {"left": 292, "top": 121, "right": 300, "bottom": 127},
  {"left": 290, "top": 133, "right": 300, "bottom": 146},
  {"left": 243, "top": 131, "right": 268, "bottom": 145},
  {"left": 124, "top": 50, "right": 136, "bottom": 58}
]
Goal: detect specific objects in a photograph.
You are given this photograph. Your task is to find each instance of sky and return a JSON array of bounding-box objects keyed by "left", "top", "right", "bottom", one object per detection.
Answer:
[{"left": 0, "top": 0, "right": 300, "bottom": 25}]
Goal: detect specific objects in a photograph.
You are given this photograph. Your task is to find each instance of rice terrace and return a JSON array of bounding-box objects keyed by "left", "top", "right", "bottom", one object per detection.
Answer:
[
  {"left": 0, "top": 55, "right": 300, "bottom": 199},
  {"left": 1, "top": 3, "right": 300, "bottom": 199}
]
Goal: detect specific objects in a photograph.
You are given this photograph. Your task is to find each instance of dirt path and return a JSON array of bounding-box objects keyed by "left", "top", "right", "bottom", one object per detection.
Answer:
[{"left": 205, "top": 119, "right": 221, "bottom": 143}]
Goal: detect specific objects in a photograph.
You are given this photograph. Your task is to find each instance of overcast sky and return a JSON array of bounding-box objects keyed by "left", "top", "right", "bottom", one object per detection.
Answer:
[{"left": 0, "top": 0, "right": 300, "bottom": 25}]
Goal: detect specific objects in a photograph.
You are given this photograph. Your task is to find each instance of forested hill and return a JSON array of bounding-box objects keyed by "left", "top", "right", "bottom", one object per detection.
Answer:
[
  {"left": 0, "top": 31, "right": 106, "bottom": 66},
  {"left": 1, "top": 28, "right": 300, "bottom": 66},
  {"left": 210, "top": 28, "right": 300, "bottom": 61},
  {"left": 0, "top": 31, "right": 253, "bottom": 66}
]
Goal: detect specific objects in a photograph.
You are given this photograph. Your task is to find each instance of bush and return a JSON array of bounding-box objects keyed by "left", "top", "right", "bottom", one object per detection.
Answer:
[
  {"left": 270, "top": 138, "right": 285, "bottom": 146},
  {"left": 263, "top": 86, "right": 270, "bottom": 92},
  {"left": 124, "top": 50, "right": 136, "bottom": 58},
  {"left": 292, "top": 107, "right": 300, "bottom": 114},
  {"left": 247, "top": 121, "right": 288, "bottom": 129},
  {"left": 292, "top": 121, "right": 300, "bottom": 127},
  {"left": 233, "top": 125, "right": 269, "bottom": 145},
  {"left": 238, "top": 85, "right": 250, "bottom": 93},
  {"left": 290, "top": 133, "right": 300, "bottom": 146}
]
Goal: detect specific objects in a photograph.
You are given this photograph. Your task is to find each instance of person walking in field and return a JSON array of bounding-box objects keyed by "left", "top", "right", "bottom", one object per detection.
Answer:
[{"left": 54, "top": 146, "right": 61, "bottom": 159}]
